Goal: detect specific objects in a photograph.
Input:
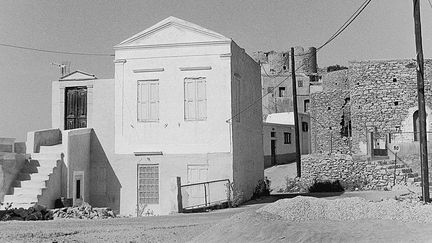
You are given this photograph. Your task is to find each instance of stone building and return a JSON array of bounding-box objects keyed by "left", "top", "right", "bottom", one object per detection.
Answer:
[
  {"left": 252, "top": 47, "right": 320, "bottom": 120},
  {"left": 311, "top": 59, "right": 432, "bottom": 157},
  {"left": 305, "top": 59, "right": 432, "bottom": 190}
]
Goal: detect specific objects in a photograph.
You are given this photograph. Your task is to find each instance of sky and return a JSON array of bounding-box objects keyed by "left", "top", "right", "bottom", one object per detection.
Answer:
[{"left": 1, "top": 0, "right": 432, "bottom": 141}]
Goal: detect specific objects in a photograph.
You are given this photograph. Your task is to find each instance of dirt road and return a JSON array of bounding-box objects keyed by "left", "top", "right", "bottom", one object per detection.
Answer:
[{"left": 0, "top": 205, "right": 259, "bottom": 242}]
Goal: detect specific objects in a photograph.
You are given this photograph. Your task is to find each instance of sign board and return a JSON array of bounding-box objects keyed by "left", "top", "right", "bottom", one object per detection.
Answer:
[{"left": 393, "top": 145, "right": 400, "bottom": 152}]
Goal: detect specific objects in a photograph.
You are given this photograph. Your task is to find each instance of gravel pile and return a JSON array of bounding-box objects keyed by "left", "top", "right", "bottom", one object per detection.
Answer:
[{"left": 258, "top": 196, "right": 432, "bottom": 223}]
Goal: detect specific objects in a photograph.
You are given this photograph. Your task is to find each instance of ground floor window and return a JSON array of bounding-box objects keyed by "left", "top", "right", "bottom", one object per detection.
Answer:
[{"left": 137, "top": 164, "right": 159, "bottom": 204}]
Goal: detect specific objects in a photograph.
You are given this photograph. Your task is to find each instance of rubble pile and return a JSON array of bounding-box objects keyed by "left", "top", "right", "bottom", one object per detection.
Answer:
[
  {"left": 258, "top": 196, "right": 432, "bottom": 223},
  {"left": 0, "top": 202, "right": 116, "bottom": 221},
  {"left": 0, "top": 204, "right": 53, "bottom": 221},
  {"left": 52, "top": 202, "right": 116, "bottom": 220}
]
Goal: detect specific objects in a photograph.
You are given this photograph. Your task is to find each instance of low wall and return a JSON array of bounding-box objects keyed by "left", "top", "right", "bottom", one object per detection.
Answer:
[
  {"left": 62, "top": 128, "right": 92, "bottom": 204},
  {"left": 301, "top": 154, "right": 413, "bottom": 190},
  {"left": 26, "top": 129, "right": 62, "bottom": 153},
  {"left": 0, "top": 153, "right": 26, "bottom": 202}
]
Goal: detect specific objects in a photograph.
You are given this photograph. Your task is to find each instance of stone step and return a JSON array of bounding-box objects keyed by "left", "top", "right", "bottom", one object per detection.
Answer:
[
  {"left": 29, "top": 173, "right": 51, "bottom": 182},
  {"left": 3, "top": 194, "right": 38, "bottom": 205},
  {"left": 20, "top": 180, "right": 47, "bottom": 189},
  {"left": 13, "top": 187, "right": 43, "bottom": 196}
]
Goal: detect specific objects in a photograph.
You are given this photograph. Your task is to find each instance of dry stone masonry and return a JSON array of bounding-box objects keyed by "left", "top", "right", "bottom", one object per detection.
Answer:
[
  {"left": 306, "top": 59, "right": 432, "bottom": 191},
  {"left": 301, "top": 154, "right": 421, "bottom": 190}
]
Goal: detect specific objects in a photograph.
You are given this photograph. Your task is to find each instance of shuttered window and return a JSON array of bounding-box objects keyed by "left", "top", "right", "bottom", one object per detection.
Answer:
[
  {"left": 184, "top": 77, "right": 207, "bottom": 120},
  {"left": 137, "top": 164, "right": 159, "bottom": 204},
  {"left": 137, "top": 80, "right": 159, "bottom": 122}
]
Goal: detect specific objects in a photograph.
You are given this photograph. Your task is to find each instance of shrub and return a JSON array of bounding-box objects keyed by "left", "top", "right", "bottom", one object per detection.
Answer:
[
  {"left": 251, "top": 177, "right": 271, "bottom": 200},
  {"left": 308, "top": 179, "right": 344, "bottom": 193}
]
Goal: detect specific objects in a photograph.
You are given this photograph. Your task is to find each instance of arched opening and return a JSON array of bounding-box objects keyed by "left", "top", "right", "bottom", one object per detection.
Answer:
[{"left": 413, "top": 110, "right": 419, "bottom": 141}]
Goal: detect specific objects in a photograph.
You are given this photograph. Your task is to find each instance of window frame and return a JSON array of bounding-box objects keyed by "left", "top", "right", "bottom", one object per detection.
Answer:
[
  {"left": 137, "top": 79, "right": 159, "bottom": 122},
  {"left": 137, "top": 164, "right": 159, "bottom": 205},
  {"left": 284, "top": 132, "right": 291, "bottom": 144},
  {"left": 184, "top": 77, "right": 207, "bottom": 121},
  {"left": 302, "top": 122, "right": 309, "bottom": 132}
]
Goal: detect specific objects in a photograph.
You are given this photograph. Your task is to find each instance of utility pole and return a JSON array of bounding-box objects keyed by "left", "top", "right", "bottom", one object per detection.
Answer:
[
  {"left": 413, "top": 0, "right": 430, "bottom": 203},
  {"left": 291, "top": 47, "right": 301, "bottom": 178}
]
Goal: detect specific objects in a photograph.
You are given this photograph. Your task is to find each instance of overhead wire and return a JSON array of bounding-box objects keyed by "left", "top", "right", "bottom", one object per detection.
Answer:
[
  {"left": 317, "top": 0, "right": 372, "bottom": 50},
  {"left": 0, "top": 43, "right": 114, "bottom": 57},
  {"left": 226, "top": 0, "right": 373, "bottom": 122}
]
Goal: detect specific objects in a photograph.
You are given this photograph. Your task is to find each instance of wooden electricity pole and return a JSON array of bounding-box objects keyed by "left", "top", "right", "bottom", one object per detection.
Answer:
[
  {"left": 413, "top": 0, "right": 430, "bottom": 203},
  {"left": 291, "top": 47, "right": 301, "bottom": 178}
]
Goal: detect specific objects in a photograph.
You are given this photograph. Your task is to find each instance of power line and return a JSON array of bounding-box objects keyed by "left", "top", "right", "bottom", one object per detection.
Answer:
[
  {"left": 317, "top": 0, "right": 373, "bottom": 50},
  {"left": 0, "top": 43, "right": 114, "bottom": 57}
]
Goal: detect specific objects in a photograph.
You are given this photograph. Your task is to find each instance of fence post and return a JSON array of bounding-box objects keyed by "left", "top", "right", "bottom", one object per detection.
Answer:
[
  {"left": 227, "top": 180, "right": 232, "bottom": 207},
  {"left": 176, "top": 177, "right": 183, "bottom": 213},
  {"left": 204, "top": 183, "right": 208, "bottom": 207}
]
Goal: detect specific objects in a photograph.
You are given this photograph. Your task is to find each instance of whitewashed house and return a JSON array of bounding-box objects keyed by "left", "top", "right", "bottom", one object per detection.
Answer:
[{"left": 2, "top": 17, "right": 264, "bottom": 216}]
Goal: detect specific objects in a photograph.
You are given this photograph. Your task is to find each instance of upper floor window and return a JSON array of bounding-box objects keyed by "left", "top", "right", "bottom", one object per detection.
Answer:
[
  {"left": 304, "top": 99, "right": 310, "bottom": 112},
  {"left": 298, "top": 80, "right": 303, "bottom": 87},
  {"left": 284, "top": 132, "right": 291, "bottom": 144},
  {"left": 137, "top": 80, "right": 159, "bottom": 122},
  {"left": 184, "top": 77, "right": 207, "bottom": 121},
  {"left": 279, "top": 87, "right": 286, "bottom": 97},
  {"left": 302, "top": 122, "right": 309, "bottom": 132}
]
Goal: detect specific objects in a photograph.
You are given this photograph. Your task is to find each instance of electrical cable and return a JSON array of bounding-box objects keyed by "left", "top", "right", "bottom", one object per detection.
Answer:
[
  {"left": 226, "top": 0, "right": 373, "bottom": 122},
  {"left": 317, "top": 0, "right": 372, "bottom": 50},
  {"left": 0, "top": 43, "right": 114, "bottom": 57}
]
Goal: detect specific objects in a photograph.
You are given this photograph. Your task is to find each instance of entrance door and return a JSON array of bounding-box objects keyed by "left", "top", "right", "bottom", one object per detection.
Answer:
[
  {"left": 186, "top": 165, "right": 208, "bottom": 207},
  {"left": 271, "top": 140, "right": 276, "bottom": 165},
  {"left": 65, "top": 87, "right": 87, "bottom": 130}
]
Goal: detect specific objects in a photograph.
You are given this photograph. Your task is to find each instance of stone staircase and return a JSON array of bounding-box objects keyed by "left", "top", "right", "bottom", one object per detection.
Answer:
[
  {"left": 369, "top": 158, "right": 421, "bottom": 190},
  {"left": 2, "top": 144, "right": 63, "bottom": 209}
]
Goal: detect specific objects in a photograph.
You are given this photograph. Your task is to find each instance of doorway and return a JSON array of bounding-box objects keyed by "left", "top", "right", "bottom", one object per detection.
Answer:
[
  {"left": 65, "top": 87, "right": 87, "bottom": 130},
  {"left": 271, "top": 140, "right": 276, "bottom": 165}
]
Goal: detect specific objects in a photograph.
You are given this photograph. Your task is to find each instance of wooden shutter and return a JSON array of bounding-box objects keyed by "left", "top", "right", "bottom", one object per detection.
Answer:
[
  {"left": 196, "top": 78, "right": 207, "bottom": 120},
  {"left": 138, "top": 80, "right": 158, "bottom": 122},
  {"left": 137, "top": 81, "right": 149, "bottom": 121},
  {"left": 184, "top": 79, "right": 196, "bottom": 120},
  {"left": 149, "top": 82, "right": 159, "bottom": 121}
]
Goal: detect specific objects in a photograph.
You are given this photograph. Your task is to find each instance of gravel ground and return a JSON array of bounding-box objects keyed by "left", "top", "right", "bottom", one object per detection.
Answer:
[
  {"left": 194, "top": 196, "right": 432, "bottom": 242},
  {"left": 258, "top": 196, "right": 432, "bottom": 223},
  {"left": 264, "top": 163, "right": 297, "bottom": 192},
  {"left": 0, "top": 207, "right": 253, "bottom": 243}
]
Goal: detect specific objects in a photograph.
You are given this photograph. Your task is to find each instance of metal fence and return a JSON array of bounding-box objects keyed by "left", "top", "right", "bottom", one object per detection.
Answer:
[{"left": 180, "top": 179, "right": 231, "bottom": 210}]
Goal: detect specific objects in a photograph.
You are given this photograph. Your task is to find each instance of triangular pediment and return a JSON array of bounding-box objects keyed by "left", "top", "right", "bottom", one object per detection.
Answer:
[
  {"left": 59, "top": 70, "right": 97, "bottom": 81},
  {"left": 115, "top": 16, "right": 231, "bottom": 49}
]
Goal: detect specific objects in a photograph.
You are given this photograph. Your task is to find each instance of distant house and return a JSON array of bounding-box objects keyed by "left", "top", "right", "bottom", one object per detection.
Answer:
[
  {"left": 252, "top": 48, "right": 321, "bottom": 120},
  {"left": 263, "top": 112, "right": 310, "bottom": 168},
  {"left": 2, "top": 17, "right": 263, "bottom": 216}
]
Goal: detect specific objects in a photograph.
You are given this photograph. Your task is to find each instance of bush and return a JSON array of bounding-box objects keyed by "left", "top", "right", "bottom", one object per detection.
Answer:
[
  {"left": 251, "top": 177, "right": 271, "bottom": 200},
  {"left": 308, "top": 179, "right": 344, "bottom": 193}
]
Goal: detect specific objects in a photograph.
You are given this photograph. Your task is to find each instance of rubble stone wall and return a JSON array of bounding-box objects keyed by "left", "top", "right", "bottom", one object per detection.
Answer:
[
  {"left": 310, "top": 89, "right": 351, "bottom": 154},
  {"left": 301, "top": 154, "right": 419, "bottom": 190},
  {"left": 310, "top": 59, "right": 432, "bottom": 155},
  {"left": 349, "top": 59, "right": 432, "bottom": 154}
]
